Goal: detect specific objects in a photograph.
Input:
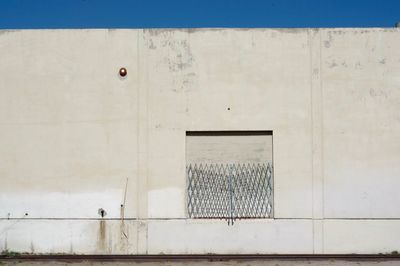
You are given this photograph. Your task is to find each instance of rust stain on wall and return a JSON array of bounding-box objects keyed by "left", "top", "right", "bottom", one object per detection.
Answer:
[{"left": 97, "top": 220, "right": 107, "bottom": 251}]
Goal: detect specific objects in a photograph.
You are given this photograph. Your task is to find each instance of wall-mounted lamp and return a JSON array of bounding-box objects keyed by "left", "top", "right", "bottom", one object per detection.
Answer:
[{"left": 119, "top": 67, "right": 127, "bottom": 77}]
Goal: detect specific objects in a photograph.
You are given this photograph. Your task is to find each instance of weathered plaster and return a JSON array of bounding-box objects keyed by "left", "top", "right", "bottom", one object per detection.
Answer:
[{"left": 0, "top": 28, "right": 400, "bottom": 254}]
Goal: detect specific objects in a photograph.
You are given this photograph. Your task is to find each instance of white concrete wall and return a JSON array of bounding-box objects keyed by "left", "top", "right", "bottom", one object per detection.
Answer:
[{"left": 0, "top": 28, "right": 400, "bottom": 254}]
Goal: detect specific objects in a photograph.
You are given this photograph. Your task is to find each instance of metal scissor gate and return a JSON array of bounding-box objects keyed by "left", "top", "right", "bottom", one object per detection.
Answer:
[{"left": 187, "top": 162, "right": 273, "bottom": 225}]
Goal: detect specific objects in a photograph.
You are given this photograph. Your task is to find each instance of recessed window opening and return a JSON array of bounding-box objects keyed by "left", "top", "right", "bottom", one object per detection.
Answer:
[{"left": 186, "top": 131, "right": 273, "bottom": 225}]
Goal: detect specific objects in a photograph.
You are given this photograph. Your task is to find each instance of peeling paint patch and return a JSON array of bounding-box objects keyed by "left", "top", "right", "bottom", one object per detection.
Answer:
[
  {"left": 329, "top": 61, "right": 338, "bottom": 68},
  {"left": 166, "top": 39, "right": 194, "bottom": 72},
  {"left": 324, "top": 40, "right": 330, "bottom": 48},
  {"left": 0, "top": 30, "right": 19, "bottom": 36},
  {"left": 369, "top": 88, "right": 388, "bottom": 99},
  {"left": 277, "top": 28, "right": 308, "bottom": 34},
  {"left": 324, "top": 32, "right": 334, "bottom": 48},
  {"left": 148, "top": 39, "right": 157, "bottom": 50},
  {"left": 186, "top": 28, "right": 309, "bottom": 35}
]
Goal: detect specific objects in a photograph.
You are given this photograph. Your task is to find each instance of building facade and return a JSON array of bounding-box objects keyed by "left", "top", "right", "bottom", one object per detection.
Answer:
[{"left": 0, "top": 28, "right": 400, "bottom": 254}]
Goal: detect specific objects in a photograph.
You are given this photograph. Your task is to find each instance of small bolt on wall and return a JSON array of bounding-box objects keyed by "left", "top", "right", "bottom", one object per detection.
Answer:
[{"left": 98, "top": 208, "right": 107, "bottom": 218}]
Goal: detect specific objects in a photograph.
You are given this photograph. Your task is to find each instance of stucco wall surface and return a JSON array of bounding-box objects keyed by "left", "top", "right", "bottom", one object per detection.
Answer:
[{"left": 0, "top": 28, "right": 400, "bottom": 254}]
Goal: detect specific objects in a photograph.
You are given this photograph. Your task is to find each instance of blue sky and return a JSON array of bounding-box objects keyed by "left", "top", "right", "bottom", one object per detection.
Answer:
[{"left": 0, "top": 0, "right": 399, "bottom": 29}]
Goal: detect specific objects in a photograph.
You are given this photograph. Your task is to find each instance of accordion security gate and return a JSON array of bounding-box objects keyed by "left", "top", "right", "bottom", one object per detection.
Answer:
[{"left": 187, "top": 163, "right": 273, "bottom": 225}]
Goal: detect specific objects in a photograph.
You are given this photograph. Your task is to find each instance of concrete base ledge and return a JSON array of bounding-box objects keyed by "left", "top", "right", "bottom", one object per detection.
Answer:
[{"left": 1, "top": 254, "right": 400, "bottom": 262}]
